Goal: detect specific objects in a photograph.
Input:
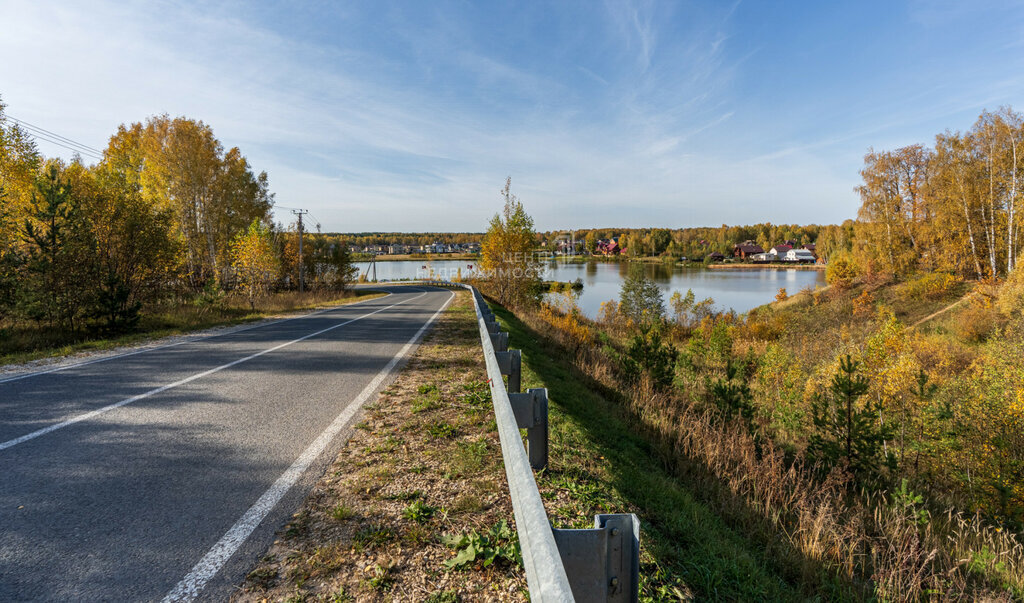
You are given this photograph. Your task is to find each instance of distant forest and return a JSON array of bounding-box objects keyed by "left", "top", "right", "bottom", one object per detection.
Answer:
[{"left": 335, "top": 223, "right": 853, "bottom": 260}]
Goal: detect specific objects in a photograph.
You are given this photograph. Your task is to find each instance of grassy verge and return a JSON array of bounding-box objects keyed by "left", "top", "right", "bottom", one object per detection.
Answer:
[
  {"left": 488, "top": 302, "right": 809, "bottom": 601},
  {"left": 514, "top": 272, "right": 1024, "bottom": 599},
  {"left": 234, "top": 291, "right": 527, "bottom": 602},
  {"left": 0, "top": 289, "right": 386, "bottom": 367}
]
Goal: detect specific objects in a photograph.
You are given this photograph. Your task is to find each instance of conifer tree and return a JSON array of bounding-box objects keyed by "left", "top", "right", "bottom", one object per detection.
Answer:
[
  {"left": 20, "top": 164, "right": 99, "bottom": 330},
  {"left": 808, "top": 355, "right": 895, "bottom": 484},
  {"left": 619, "top": 263, "right": 664, "bottom": 323}
]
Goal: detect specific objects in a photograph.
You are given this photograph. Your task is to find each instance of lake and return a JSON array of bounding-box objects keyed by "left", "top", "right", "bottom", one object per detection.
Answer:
[{"left": 357, "top": 259, "right": 827, "bottom": 317}]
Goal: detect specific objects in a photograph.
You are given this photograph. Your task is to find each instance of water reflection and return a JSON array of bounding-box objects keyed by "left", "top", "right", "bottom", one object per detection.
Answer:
[{"left": 358, "top": 259, "right": 826, "bottom": 317}]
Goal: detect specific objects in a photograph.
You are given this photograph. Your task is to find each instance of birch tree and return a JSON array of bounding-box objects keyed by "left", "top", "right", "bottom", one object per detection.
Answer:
[
  {"left": 230, "top": 219, "right": 279, "bottom": 310},
  {"left": 480, "top": 177, "right": 543, "bottom": 307},
  {"left": 854, "top": 107, "right": 1024, "bottom": 278},
  {"left": 106, "top": 115, "right": 275, "bottom": 288}
]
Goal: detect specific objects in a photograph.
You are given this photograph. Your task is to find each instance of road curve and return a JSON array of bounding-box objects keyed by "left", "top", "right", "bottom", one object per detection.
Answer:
[{"left": 0, "top": 285, "right": 453, "bottom": 602}]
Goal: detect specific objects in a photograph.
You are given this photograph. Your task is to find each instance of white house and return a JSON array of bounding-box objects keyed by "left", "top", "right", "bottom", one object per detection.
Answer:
[{"left": 784, "top": 249, "right": 816, "bottom": 263}]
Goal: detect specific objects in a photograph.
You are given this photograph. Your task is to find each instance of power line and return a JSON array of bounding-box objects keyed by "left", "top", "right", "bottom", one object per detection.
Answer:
[
  {"left": 5, "top": 115, "right": 104, "bottom": 155},
  {"left": 15, "top": 127, "right": 103, "bottom": 160},
  {"left": 275, "top": 205, "right": 323, "bottom": 232},
  {"left": 2, "top": 115, "right": 102, "bottom": 159},
  {"left": 26, "top": 131, "right": 103, "bottom": 161},
  {"left": 306, "top": 211, "right": 324, "bottom": 232}
]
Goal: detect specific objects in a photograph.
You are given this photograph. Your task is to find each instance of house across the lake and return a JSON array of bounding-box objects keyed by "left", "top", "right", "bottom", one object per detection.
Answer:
[
  {"left": 596, "top": 239, "right": 620, "bottom": 255},
  {"left": 732, "top": 240, "right": 765, "bottom": 259},
  {"left": 784, "top": 248, "right": 816, "bottom": 263}
]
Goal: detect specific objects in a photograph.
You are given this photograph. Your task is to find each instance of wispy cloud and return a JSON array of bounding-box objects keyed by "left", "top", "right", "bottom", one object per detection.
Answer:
[{"left": 3, "top": 0, "right": 1023, "bottom": 231}]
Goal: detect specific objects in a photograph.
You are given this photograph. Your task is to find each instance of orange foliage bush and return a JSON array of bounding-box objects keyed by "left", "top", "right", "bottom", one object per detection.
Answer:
[
  {"left": 956, "top": 304, "right": 1000, "bottom": 342},
  {"left": 853, "top": 290, "right": 874, "bottom": 317},
  {"left": 537, "top": 294, "right": 592, "bottom": 351}
]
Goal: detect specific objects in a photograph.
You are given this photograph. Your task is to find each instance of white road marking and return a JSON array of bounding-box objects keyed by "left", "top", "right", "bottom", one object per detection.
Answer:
[
  {"left": 0, "top": 290, "right": 394, "bottom": 385},
  {"left": 0, "top": 291, "right": 427, "bottom": 452},
  {"left": 161, "top": 290, "right": 455, "bottom": 602}
]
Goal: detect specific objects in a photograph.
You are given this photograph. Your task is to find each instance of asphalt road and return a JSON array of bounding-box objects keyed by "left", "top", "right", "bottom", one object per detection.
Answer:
[{"left": 0, "top": 285, "right": 453, "bottom": 602}]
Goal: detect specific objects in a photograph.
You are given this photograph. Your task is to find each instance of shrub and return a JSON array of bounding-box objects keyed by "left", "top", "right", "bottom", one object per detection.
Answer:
[
  {"left": 193, "top": 278, "right": 225, "bottom": 314},
  {"left": 774, "top": 287, "right": 788, "bottom": 302},
  {"left": 539, "top": 297, "right": 591, "bottom": 349},
  {"left": 736, "top": 310, "right": 786, "bottom": 341},
  {"left": 853, "top": 290, "right": 874, "bottom": 317},
  {"left": 826, "top": 256, "right": 859, "bottom": 290},
  {"left": 997, "top": 265, "right": 1024, "bottom": 319},
  {"left": 904, "top": 272, "right": 959, "bottom": 300},
  {"left": 668, "top": 288, "right": 716, "bottom": 330},
  {"left": 597, "top": 299, "right": 620, "bottom": 324},
  {"left": 956, "top": 303, "right": 1000, "bottom": 342}
]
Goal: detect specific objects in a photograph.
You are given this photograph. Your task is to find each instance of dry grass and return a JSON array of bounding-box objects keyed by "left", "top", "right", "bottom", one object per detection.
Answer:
[
  {"left": 514, "top": 295, "right": 1024, "bottom": 600},
  {"left": 0, "top": 288, "right": 385, "bottom": 366},
  {"left": 232, "top": 291, "right": 527, "bottom": 602}
]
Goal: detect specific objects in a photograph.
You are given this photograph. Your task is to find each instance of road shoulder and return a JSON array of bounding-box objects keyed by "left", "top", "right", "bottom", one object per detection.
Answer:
[{"left": 233, "top": 290, "right": 526, "bottom": 602}]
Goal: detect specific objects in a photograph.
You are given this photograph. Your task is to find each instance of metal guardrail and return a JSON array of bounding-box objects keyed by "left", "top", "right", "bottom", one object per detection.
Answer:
[{"left": 421, "top": 281, "right": 640, "bottom": 603}]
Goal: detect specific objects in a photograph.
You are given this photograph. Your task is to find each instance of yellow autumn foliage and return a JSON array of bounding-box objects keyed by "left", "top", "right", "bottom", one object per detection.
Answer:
[{"left": 230, "top": 219, "right": 279, "bottom": 310}]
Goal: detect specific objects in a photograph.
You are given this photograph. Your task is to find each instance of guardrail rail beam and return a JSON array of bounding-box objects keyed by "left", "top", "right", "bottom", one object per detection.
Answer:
[{"left": 418, "top": 280, "right": 640, "bottom": 602}]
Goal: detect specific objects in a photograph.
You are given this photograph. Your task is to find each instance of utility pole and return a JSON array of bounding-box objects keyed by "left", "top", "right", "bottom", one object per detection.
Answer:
[{"left": 292, "top": 209, "right": 309, "bottom": 292}]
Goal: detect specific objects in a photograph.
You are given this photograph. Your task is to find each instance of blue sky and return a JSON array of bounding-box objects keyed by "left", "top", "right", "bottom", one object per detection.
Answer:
[{"left": 1, "top": 0, "right": 1022, "bottom": 232}]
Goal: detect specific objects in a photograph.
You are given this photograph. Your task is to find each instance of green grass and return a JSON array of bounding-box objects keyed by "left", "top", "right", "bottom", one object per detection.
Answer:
[
  {"left": 402, "top": 500, "right": 437, "bottom": 523},
  {"left": 426, "top": 420, "right": 458, "bottom": 440},
  {"left": 0, "top": 289, "right": 387, "bottom": 366},
  {"left": 352, "top": 524, "right": 396, "bottom": 551},
  {"left": 488, "top": 301, "right": 807, "bottom": 601},
  {"left": 330, "top": 504, "right": 355, "bottom": 522}
]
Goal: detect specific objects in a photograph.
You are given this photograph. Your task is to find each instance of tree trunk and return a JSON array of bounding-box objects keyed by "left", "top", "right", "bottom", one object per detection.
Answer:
[
  {"left": 962, "top": 193, "right": 984, "bottom": 279},
  {"left": 1007, "top": 130, "right": 1018, "bottom": 274},
  {"left": 987, "top": 147, "right": 999, "bottom": 276}
]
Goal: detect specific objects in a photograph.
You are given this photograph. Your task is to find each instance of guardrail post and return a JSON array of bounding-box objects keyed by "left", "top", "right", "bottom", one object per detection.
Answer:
[
  {"left": 490, "top": 331, "right": 509, "bottom": 352},
  {"left": 552, "top": 514, "right": 640, "bottom": 603},
  {"left": 508, "top": 388, "right": 548, "bottom": 470},
  {"left": 496, "top": 349, "right": 522, "bottom": 393}
]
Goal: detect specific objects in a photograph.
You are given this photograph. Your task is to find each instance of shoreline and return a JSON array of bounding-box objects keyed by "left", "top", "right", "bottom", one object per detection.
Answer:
[
  {"left": 353, "top": 253, "right": 480, "bottom": 262},
  {"left": 707, "top": 263, "right": 826, "bottom": 271},
  {"left": 353, "top": 254, "right": 827, "bottom": 272}
]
